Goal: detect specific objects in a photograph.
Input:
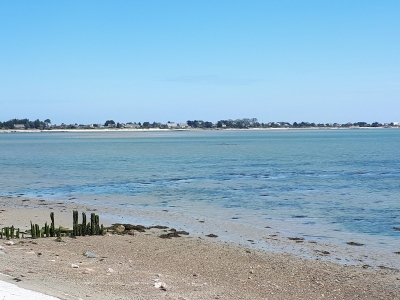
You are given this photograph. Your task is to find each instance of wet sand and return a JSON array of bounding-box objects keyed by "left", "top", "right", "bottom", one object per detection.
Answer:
[{"left": 0, "top": 196, "right": 399, "bottom": 299}]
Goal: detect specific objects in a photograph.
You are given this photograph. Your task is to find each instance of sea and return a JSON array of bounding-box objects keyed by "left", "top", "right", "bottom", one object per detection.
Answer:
[{"left": 1, "top": 129, "right": 399, "bottom": 265}]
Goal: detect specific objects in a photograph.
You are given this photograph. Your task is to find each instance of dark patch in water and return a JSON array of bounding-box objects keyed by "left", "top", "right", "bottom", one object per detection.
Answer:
[
  {"left": 292, "top": 215, "right": 307, "bottom": 218},
  {"left": 347, "top": 241, "right": 364, "bottom": 246},
  {"left": 288, "top": 237, "right": 304, "bottom": 241}
]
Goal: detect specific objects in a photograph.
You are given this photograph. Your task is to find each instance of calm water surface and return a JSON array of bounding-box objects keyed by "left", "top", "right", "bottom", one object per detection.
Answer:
[{"left": 1, "top": 129, "right": 399, "bottom": 252}]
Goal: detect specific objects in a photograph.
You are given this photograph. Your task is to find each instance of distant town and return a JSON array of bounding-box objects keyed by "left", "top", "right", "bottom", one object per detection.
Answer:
[{"left": 1, "top": 118, "right": 399, "bottom": 130}]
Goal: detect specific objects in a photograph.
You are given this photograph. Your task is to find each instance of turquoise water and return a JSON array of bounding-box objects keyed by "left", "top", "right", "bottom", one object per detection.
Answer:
[{"left": 1, "top": 129, "right": 399, "bottom": 250}]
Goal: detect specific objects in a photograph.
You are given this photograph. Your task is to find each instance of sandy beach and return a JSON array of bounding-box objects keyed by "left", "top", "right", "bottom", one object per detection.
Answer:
[{"left": 0, "top": 197, "right": 399, "bottom": 299}]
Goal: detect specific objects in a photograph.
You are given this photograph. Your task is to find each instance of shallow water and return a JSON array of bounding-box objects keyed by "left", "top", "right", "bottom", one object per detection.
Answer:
[{"left": 1, "top": 129, "right": 399, "bottom": 258}]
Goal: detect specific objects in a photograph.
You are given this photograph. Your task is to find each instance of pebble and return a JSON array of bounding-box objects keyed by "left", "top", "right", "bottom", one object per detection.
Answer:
[
  {"left": 84, "top": 251, "right": 97, "bottom": 258},
  {"left": 71, "top": 264, "right": 79, "bottom": 268},
  {"left": 154, "top": 282, "right": 167, "bottom": 290}
]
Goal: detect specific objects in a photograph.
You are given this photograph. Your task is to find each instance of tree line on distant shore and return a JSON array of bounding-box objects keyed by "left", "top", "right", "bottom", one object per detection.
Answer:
[
  {"left": 0, "top": 118, "right": 52, "bottom": 130},
  {"left": 0, "top": 118, "right": 398, "bottom": 130}
]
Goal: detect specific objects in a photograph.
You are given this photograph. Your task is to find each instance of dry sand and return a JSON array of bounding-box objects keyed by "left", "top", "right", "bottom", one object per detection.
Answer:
[{"left": 0, "top": 197, "right": 399, "bottom": 299}]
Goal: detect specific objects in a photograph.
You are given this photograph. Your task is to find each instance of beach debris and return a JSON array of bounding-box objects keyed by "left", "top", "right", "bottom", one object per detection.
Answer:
[
  {"left": 4, "top": 240, "right": 14, "bottom": 245},
  {"left": 362, "top": 265, "right": 371, "bottom": 269},
  {"left": 346, "top": 242, "right": 364, "bottom": 246},
  {"left": 393, "top": 227, "right": 400, "bottom": 231},
  {"left": 149, "top": 225, "right": 169, "bottom": 229},
  {"left": 158, "top": 228, "right": 189, "bottom": 238},
  {"left": 314, "top": 250, "right": 330, "bottom": 255},
  {"left": 154, "top": 281, "right": 167, "bottom": 291},
  {"left": 287, "top": 237, "right": 304, "bottom": 241},
  {"left": 71, "top": 264, "right": 79, "bottom": 268},
  {"left": 120, "top": 224, "right": 146, "bottom": 232},
  {"left": 114, "top": 225, "right": 125, "bottom": 234},
  {"left": 84, "top": 251, "right": 97, "bottom": 258},
  {"left": 177, "top": 230, "right": 189, "bottom": 235},
  {"left": 206, "top": 234, "right": 218, "bottom": 238},
  {"left": 82, "top": 268, "right": 95, "bottom": 274},
  {"left": 159, "top": 232, "right": 179, "bottom": 239}
]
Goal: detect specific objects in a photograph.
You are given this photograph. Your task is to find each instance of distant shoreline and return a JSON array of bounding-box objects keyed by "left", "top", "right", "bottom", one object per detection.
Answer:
[{"left": 1, "top": 127, "right": 398, "bottom": 133}]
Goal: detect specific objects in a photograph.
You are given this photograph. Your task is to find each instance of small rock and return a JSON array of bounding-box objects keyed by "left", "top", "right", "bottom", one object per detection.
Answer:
[
  {"left": 84, "top": 251, "right": 97, "bottom": 258},
  {"left": 362, "top": 265, "right": 371, "bottom": 269},
  {"left": 114, "top": 225, "right": 125, "bottom": 234},
  {"left": 347, "top": 242, "right": 364, "bottom": 246},
  {"left": 288, "top": 237, "right": 304, "bottom": 241},
  {"left": 107, "top": 268, "right": 115, "bottom": 273},
  {"left": 154, "top": 282, "right": 167, "bottom": 291},
  {"left": 4, "top": 241, "right": 14, "bottom": 246},
  {"left": 27, "top": 270, "right": 37, "bottom": 274},
  {"left": 71, "top": 264, "right": 79, "bottom": 268},
  {"left": 206, "top": 234, "right": 218, "bottom": 238}
]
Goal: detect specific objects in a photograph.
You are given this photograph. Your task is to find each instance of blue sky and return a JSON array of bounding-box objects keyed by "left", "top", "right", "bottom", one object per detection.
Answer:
[{"left": 1, "top": 1, "right": 399, "bottom": 124}]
